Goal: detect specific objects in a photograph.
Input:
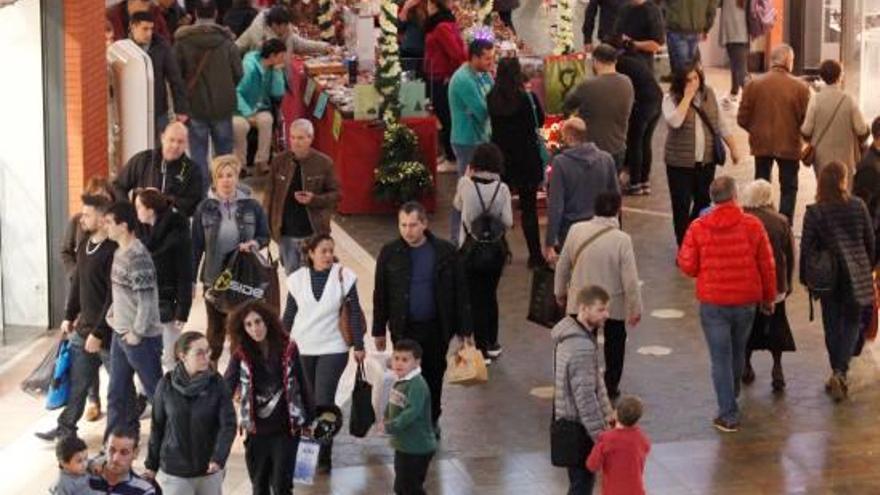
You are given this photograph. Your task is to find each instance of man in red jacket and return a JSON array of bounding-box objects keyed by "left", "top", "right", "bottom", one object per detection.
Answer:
[{"left": 677, "top": 176, "right": 776, "bottom": 433}]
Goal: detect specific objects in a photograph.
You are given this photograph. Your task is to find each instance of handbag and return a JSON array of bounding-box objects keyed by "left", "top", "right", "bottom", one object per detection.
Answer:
[
  {"left": 802, "top": 95, "right": 846, "bottom": 166},
  {"left": 445, "top": 342, "right": 489, "bottom": 386},
  {"left": 550, "top": 342, "right": 593, "bottom": 467},
  {"left": 206, "top": 248, "right": 274, "bottom": 313},
  {"left": 348, "top": 362, "right": 376, "bottom": 438},
  {"left": 337, "top": 265, "right": 365, "bottom": 346},
  {"left": 691, "top": 103, "right": 726, "bottom": 166},
  {"left": 46, "top": 339, "right": 72, "bottom": 410},
  {"left": 527, "top": 265, "right": 563, "bottom": 328},
  {"left": 22, "top": 337, "right": 63, "bottom": 397},
  {"left": 527, "top": 92, "right": 550, "bottom": 166}
]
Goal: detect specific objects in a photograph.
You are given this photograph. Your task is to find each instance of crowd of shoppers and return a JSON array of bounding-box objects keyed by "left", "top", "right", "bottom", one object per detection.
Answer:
[{"left": 42, "top": 0, "right": 880, "bottom": 493}]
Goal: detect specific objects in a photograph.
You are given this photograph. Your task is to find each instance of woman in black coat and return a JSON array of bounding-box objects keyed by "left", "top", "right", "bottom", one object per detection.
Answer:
[
  {"left": 487, "top": 57, "right": 546, "bottom": 267},
  {"left": 144, "top": 332, "right": 237, "bottom": 494},
  {"left": 800, "top": 161, "right": 876, "bottom": 402},
  {"left": 741, "top": 180, "right": 796, "bottom": 391},
  {"left": 135, "top": 188, "right": 193, "bottom": 370}
]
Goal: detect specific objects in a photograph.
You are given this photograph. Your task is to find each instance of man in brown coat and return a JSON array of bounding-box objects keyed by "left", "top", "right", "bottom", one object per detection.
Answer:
[
  {"left": 265, "top": 118, "right": 341, "bottom": 274},
  {"left": 737, "top": 44, "right": 811, "bottom": 224}
]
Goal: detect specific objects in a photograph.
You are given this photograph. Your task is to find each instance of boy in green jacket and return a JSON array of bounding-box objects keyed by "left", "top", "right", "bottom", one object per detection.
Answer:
[{"left": 380, "top": 339, "right": 437, "bottom": 494}]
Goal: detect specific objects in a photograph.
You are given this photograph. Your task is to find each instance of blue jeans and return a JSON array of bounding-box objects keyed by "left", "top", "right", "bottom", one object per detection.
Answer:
[
  {"left": 106, "top": 334, "right": 163, "bottom": 439},
  {"left": 279, "top": 236, "right": 308, "bottom": 276},
  {"left": 57, "top": 339, "right": 111, "bottom": 436},
  {"left": 566, "top": 465, "right": 595, "bottom": 495},
  {"left": 449, "top": 143, "right": 479, "bottom": 243},
  {"left": 820, "top": 295, "right": 863, "bottom": 375},
  {"left": 699, "top": 303, "right": 756, "bottom": 423},
  {"left": 667, "top": 31, "right": 702, "bottom": 75},
  {"left": 189, "top": 118, "right": 234, "bottom": 192}
]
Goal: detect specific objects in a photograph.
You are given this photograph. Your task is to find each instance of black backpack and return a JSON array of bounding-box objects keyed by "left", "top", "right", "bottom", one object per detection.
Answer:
[{"left": 461, "top": 181, "right": 509, "bottom": 273}]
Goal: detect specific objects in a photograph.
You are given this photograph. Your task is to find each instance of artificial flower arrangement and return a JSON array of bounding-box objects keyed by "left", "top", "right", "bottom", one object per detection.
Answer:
[{"left": 553, "top": 0, "right": 575, "bottom": 54}]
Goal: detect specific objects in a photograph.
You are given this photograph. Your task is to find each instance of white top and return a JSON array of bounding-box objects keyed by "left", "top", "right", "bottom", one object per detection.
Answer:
[{"left": 287, "top": 263, "right": 357, "bottom": 355}]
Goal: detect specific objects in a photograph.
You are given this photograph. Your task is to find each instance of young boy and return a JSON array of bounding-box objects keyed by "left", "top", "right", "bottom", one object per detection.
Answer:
[
  {"left": 50, "top": 435, "right": 93, "bottom": 495},
  {"left": 382, "top": 339, "right": 437, "bottom": 495},
  {"left": 586, "top": 395, "right": 652, "bottom": 495}
]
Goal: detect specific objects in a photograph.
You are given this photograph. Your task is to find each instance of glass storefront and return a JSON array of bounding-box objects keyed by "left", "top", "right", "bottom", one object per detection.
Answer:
[{"left": 841, "top": 0, "right": 880, "bottom": 120}]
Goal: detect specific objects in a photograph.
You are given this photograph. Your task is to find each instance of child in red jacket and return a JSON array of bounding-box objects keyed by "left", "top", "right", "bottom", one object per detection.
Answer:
[{"left": 586, "top": 395, "right": 651, "bottom": 495}]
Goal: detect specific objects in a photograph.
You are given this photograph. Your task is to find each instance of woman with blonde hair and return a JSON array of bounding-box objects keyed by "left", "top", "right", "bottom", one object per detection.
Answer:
[
  {"left": 800, "top": 161, "right": 875, "bottom": 401},
  {"left": 740, "top": 180, "right": 796, "bottom": 391},
  {"left": 192, "top": 155, "right": 269, "bottom": 364}
]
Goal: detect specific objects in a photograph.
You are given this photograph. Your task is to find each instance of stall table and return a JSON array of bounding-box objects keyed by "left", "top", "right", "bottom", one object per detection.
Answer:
[{"left": 281, "top": 58, "right": 438, "bottom": 214}]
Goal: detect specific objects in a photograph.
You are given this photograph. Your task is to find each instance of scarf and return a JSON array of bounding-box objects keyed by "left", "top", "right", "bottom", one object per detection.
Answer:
[{"left": 170, "top": 362, "right": 214, "bottom": 397}]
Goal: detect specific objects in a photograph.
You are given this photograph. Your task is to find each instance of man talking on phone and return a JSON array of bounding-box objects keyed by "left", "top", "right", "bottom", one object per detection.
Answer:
[{"left": 264, "top": 118, "right": 341, "bottom": 274}]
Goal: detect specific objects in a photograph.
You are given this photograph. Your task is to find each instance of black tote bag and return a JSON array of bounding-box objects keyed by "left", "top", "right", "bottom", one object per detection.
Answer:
[
  {"left": 348, "top": 362, "right": 375, "bottom": 438},
  {"left": 528, "top": 265, "right": 563, "bottom": 328}
]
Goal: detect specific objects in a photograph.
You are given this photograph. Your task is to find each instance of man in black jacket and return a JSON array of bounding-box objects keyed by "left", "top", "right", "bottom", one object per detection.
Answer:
[
  {"left": 36, "top": 195, "right": 118, "bottom": 441},
  {"left": 373, "top": 202, "right": 471, "bottom": 431},
  {"left": 114, "top": 122, "right": 203, "bottom": 218},
  {"left": 174, "top": 0, "right": 243, "bottom": 190},
  {"left": 129, "top": 12, "right": 189, "bottom": 141},
  {"left": 854, "top": 116, "right": 880, "bottom": 258},
  {"left": 582, "top": 0, "right": 624, "bottom": 50}
]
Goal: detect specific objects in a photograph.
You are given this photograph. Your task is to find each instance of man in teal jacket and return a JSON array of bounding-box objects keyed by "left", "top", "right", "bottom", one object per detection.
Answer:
[
  {"left": 447, "top": 38, "right": 495, "bottom": 242},
  {"left": 233, "top": 38, "right": 287, "bottom": 174},
  {"left": 663, "top": 0, "right": 718, "bottom": 74}
]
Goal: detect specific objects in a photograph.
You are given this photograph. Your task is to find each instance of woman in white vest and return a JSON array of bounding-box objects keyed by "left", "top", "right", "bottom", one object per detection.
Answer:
[{"left": 281, "top": 233, "right": 365, "bottom": 473}]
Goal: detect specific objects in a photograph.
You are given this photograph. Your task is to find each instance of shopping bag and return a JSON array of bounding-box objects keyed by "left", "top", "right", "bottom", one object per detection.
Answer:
[
  {"left": 46, "top": 339, "right": 72, "bottom": 410},
  {"left": 292, "top": 438, "right": 321, "bottom": 485},
  {"left": 527, "top": 265, "right": 564, "bottom": 328},
  {"left": 205, "top": 249, "right": 273, "bottom": 313},
  {"left": 348, "top": 362, "right": 375, "bottom": 438},
  {"left": 543, "top": 53, "right": 589, "bottom": 115},
  {"left": 21, "top": 337, "right": 62, "bottom": 397},
  {"left": 445, "top": 343, "right": 488, "bottom": 386}
]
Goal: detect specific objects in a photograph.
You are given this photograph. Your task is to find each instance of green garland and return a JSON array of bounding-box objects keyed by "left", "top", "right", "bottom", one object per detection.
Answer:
[
  {"left": 375, "top": 0, "right": 402, "bottom": 123},
  {"left": 374, "top": 123, "right": 433, "bottom": 204}
]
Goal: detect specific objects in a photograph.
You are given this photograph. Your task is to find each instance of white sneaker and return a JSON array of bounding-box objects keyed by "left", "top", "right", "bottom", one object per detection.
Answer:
[{"left": 722, "top": 93, "right": 739, "bottom": 110}]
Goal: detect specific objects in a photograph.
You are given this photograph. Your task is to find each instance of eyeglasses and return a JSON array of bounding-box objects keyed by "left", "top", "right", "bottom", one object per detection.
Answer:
[{"left": 188, "top": 348, "right": 210, "bottom": 358}]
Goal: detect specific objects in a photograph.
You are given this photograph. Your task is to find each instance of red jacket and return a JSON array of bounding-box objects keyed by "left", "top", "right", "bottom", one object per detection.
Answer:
[
  {"left": 423, "top": 20, "right": 467, "bottom": 82},
  {"left": 586, "top": 426, "right": 651, "bottom": 495},
  {"left": 107, "top": 3, "right": 171, "bottom": 42},
  {"left": 677, "top": 202, "right": 777, "bottom": 306}
]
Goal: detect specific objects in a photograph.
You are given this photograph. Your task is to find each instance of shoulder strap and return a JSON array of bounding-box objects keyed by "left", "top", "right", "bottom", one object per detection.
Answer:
[
  {"left": 812, "top": 95, "right": 847, "bottom": 149},
  {"left": 572, "top": 226, "right": 614, "bottom": 268},
  {"left": 527, "top": 92, "right": 541, "bottom": 128},
  {"left": 691, "top": 101, "right": 719, "bottom": 138},
  {"left": 552, "top": 342, "right": 557, "bottom": 421},
  {"left": 186, "top": 49, "right": 213, "bottom": 93}
]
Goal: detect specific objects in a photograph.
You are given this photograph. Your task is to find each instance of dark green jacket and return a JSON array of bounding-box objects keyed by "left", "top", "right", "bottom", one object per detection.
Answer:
[
  {"left": 663, "top": 0, "right": 718, "bottom": 34},
  {"left": 173, "top": 23, "right": 243, "bottom": 121},
  {"left": 384, "top": 372, "right": 437, "bottom": 455}
]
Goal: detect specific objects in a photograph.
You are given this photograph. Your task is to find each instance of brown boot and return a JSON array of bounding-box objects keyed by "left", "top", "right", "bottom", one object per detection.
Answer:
[{"left": 85, "top": 402, "right": 102, "bottom": 422}]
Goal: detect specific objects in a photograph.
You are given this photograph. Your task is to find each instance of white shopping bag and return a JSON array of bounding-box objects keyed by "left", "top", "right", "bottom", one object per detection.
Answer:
[{"left": 293, "top": 438, "right": 321, "bottom": 485}]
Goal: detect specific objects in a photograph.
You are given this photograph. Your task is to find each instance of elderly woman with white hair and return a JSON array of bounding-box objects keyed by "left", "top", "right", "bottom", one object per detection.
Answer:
[
  {"left": 264, "top": 118, "right": 341, "bottom": 275},
  {"left": 740, "top": 179, "right": 796, "bottom": 391},
  {"left": 192, "top": 154, "right": 270, "bottom": 364}
]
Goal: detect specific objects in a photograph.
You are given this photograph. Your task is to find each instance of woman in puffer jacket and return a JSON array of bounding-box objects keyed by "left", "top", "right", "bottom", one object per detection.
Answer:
[
  {"left": 135, "top": 189, "right": 193, "bottom": 370},
  {"left": 144, "top": 332, "right": 237, "bottom": 495},
  {"left": 225, "top": 300, "right": 311, "bottom": 495}
]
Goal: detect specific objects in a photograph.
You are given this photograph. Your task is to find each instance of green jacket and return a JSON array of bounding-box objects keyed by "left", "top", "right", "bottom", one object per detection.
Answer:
[
  {"left": 384, "top": 371, "right": 437, "bottom": 455},
  {"left": 448, "top": 64, "right": 494, "bottom": 146},
  {"left": 663, "top": 0, "right": 718, "bottom": 34},
  {"left": 236, "top": 51, "right": 286, "bottom": 117}
]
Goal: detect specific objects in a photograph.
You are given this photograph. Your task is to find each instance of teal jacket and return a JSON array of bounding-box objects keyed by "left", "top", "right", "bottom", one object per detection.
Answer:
[
  {"left": 236, "top": 51, "right": 286, "bottom": 117},
  {"left": 663, "top": 0, "right": 718, "bottom": 34},
  {"left": 384, "top": 371, "right": 437, "bottom": 455},
  {"left": 448, "top": 63, "right": 494, "bottom": 146}
]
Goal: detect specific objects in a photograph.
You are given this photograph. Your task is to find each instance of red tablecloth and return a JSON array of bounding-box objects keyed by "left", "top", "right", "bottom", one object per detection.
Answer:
[{"left": 281, "top": 59, "right": 438, "bottom": 214}]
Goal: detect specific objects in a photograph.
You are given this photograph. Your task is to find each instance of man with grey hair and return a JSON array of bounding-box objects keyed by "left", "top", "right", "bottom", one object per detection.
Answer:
[
  {"left": 264, "top": 118, "right": 340, "bottom": 273},
  {"left": 737, "top": 43, "right": 811, "bottom": 224},
  {"left": 677, "top": 175, "right": 777, "bottom": 433}
]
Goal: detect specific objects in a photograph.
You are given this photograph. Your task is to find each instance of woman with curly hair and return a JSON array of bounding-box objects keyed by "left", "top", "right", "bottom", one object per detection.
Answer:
[{"left": 225, "top": 300, "right": 310, "bottom": 495}]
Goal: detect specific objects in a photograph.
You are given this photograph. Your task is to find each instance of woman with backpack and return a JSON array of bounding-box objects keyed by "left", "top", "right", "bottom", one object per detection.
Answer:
[
  {"left": 453, "top": 143, "right": 513, "bottom": 363},
  {"left": 800, "top": 161, "right": 876, "bottom": 402}
]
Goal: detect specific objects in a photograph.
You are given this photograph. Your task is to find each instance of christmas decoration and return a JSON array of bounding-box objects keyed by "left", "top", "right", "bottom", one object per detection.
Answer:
[
  {"left": 553, "top": 0, "right": 574, "bottom": 54},
  {"left": 375, "top": 0, "right": 403, "bottom": 122},
  {"left": 374, "top": 123, "right": 433, "bottom": 204}
]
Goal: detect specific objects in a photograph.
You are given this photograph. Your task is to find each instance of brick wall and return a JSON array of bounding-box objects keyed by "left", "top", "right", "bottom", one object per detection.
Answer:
[{"left": 65, "top": 0, "right": 108, "bottom": 212}]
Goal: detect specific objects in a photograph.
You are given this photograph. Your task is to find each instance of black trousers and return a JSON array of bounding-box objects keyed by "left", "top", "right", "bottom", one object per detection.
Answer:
[
  {"left": 245, "top": 433, "right": 298, "bottom": 495},
  {"left": 726, "top": 42, "right": 750, "bottom": 95},
  {"left": 625, "top": 100, "right": 661, "bottom": 185},
  {"left": 754, "top": 156, "right": 799, "bottom": 224},
  {"left": 394, "top": 451, "right": 434, "bottom": 495},
  {"left": 467, "top": 265, "right": 503, "bottom": 353},
  {"left": 395, "top": 321, "right": 447, "bottom": 425},
  {"left": 428, "top": 79, "right": 455, "bottom": 161},
  {"left": 515, "top": 184, "right": 542, "bottom": 260},
  {"left": 603, "top": 319, "right": 627, "bottom": 397},
  {"left": 206, "top": 300, "right": 228, "bottom": 362},
  {"left": 667, "top": 164, "right": 716, "bottom": 246}
]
